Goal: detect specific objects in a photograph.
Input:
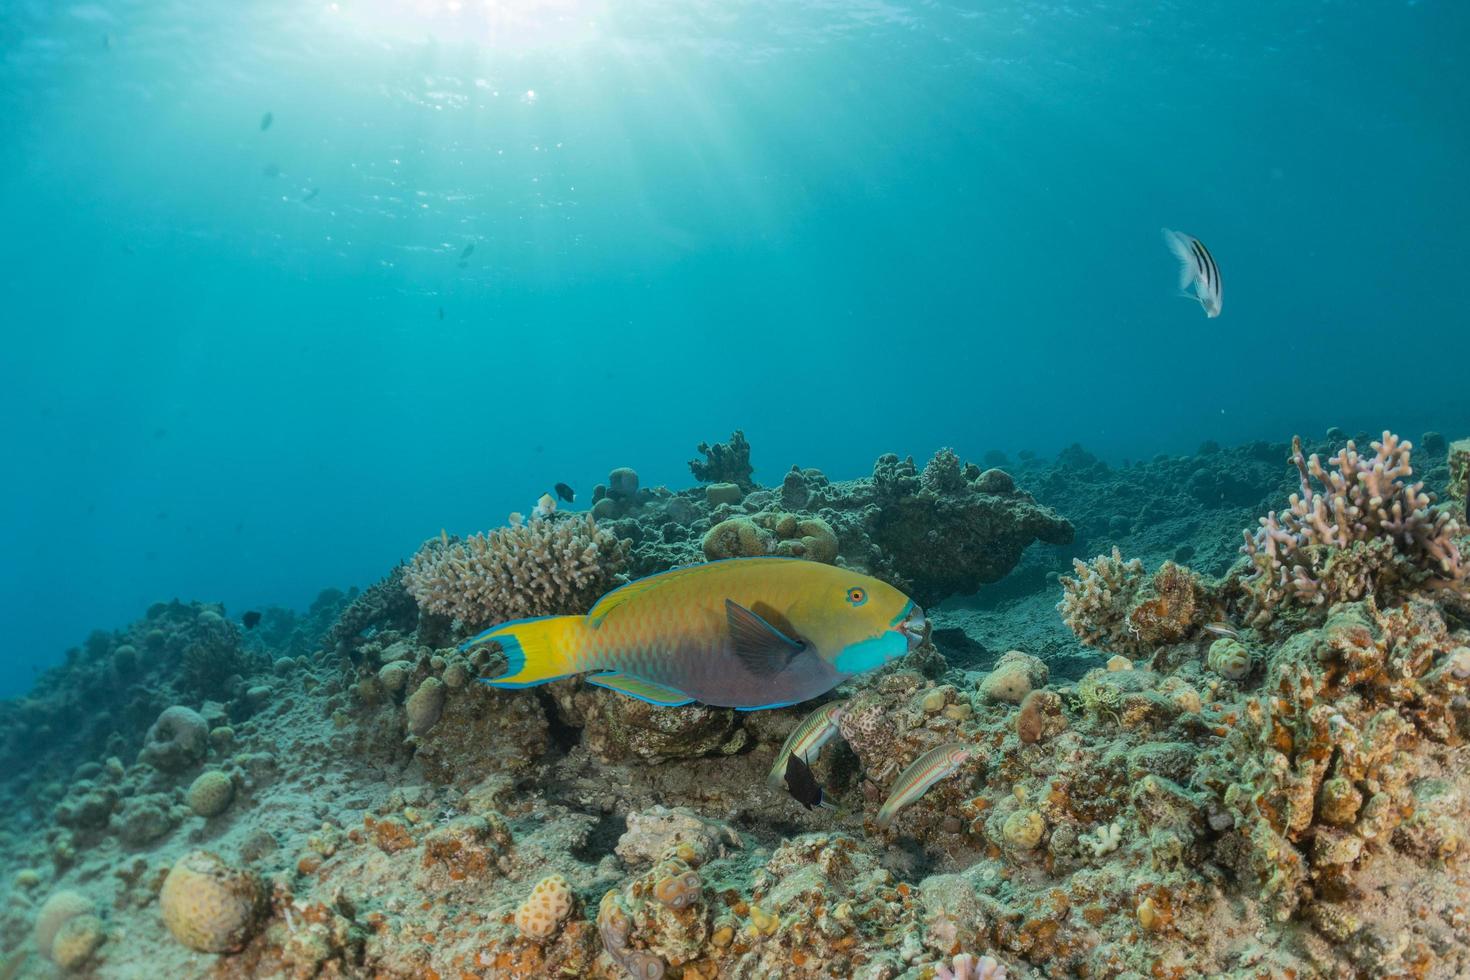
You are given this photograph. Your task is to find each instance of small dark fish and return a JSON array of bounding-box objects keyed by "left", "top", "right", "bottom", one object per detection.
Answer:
[
  {"left": 554, "top": 482, "right": 575, "bottom": 503},
  {"left": 262, "top": 162, "right": 280, "bottom": 178},
  {"left": 783, "top": 754, "right": 835, "bottom": 811},
  {"left": 456, "top": 260, "right": 467, "bottom": 269},
  {"left": 460, "top": 243, "right": 475, "bottom": 260},
  {"left": 437, "top": 306, "right": 445, "bottom": 320},
  {"left": 260, "top": 111, "right": 273, "bottom": 131},
  {"left": 301, "top": 187, "right": 319, "bottom": 202},
  {"left": 242, "top": 611, "right": 262, "bottom": 630}
]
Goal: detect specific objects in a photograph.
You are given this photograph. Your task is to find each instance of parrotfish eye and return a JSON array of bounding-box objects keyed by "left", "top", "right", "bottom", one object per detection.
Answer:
[{"left": 846, "top": 587, "right": 867, "bottom": 606}]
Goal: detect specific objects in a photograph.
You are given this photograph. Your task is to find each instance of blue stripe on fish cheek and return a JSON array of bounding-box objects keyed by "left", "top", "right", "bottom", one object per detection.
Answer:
[{"left": 834, "top": 633, "right": 904, "bottom": 675}]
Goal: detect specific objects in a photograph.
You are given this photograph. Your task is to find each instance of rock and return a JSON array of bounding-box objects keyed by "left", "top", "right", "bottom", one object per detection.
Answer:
[
  {"left": 591, "top": 498, "right": 618, "bottom": 520},
  {"left": 116, "top": 793, "right": 178, "bottom": 846},
  {"left": 608, "top": 467, "right": 640, "bottom": 500},
  {"left": 1002, "top": 809, "right": 1046, "bottom": 849},
  {"left": 34, "top": 890, "right": 93, "bottom": 964},
  {"left": 159, "top": 851, "right": 265, "bottom": 953},
  {"left": 615, "top": 806, "right": 742, "bottom": 867},
  {"left": 138, "top": 706, "right": 209, "bottom": 772},
  {"left": 979, "top": 651, "right": 1048, "bottom": 704},
  {"left": 377, "top": 660, "right": 412, "bottom": 695},
  {"left": 406, "top": 676, "right": 447, "bottom": 735},
  {"left": 186, "top": 771, "right": 235, "bottom": 818},
  {"left": 50, "top": 913, "right": 105, "bottom": 969},
  {"left": 705, "top": 482, "right": 743, "bottom": 507}
]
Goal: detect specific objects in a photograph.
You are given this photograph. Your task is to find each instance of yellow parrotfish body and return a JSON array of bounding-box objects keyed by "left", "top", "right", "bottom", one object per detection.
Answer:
[{"left": 462, "top": 557, "right": 927, "bottom": 710}]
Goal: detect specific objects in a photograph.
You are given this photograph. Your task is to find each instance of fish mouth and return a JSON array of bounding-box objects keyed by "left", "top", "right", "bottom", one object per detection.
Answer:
[{"left": 897, "top": 604, "right": 928, "bottom": 650}]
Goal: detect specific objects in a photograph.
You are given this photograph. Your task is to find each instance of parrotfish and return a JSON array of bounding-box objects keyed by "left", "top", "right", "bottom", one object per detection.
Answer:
[
  {"left": 767, "top": 700, "right": 847, "bottom": 790},
  {"left": 875, "top": 742, "right": 977, "bottom": 830},
  {"left": 1162, "top": 227, "right": 1222, "bottom": 318},
  {"left": 465, "top": 557, "right": 927, "bottom": 710}
]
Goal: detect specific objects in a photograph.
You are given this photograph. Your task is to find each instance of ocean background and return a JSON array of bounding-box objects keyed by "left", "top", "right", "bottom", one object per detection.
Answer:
[{"left": 1, "top": 0, "right": 1465, "bottom": 694}]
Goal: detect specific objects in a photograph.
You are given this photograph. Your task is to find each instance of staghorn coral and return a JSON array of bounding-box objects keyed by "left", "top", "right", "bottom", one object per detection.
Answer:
[
  {"left": 1241, "top": 432, "right": 1467, "bottom": 623},
  {"left": 402, "top": 514, "right": 630, "bottom": 631}
]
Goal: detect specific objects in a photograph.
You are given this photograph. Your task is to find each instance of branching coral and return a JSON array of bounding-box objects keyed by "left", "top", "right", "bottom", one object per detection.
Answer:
[
  {"left": 1200, "top": 598, "right": 1470, "bottom": 921},
  {"left": 402, "top": 515, "right": 630, "bottom": 630},
  {"left": 1057, "top": 548, "right": 1146, "bottom": 652},
  {"left": 1241, "top": 432, "right": 1467, "bottom": 623},
  {"left": 689, "top": 430, "right": 754, "bottom": 491}
]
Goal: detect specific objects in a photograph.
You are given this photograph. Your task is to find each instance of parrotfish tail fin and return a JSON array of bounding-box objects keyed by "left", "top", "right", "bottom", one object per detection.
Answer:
[
  {"left": 461, "top": 615, "right": 585, "bottom": 689},
  {"left": 1161, "top": 227, "right": 1198, "bottom": 290}
]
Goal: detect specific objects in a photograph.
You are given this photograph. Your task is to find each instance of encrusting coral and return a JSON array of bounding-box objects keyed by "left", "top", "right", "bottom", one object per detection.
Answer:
[
  {"left": 402, "top": 514, "right": 630, "bottom": 630},
  {"left": 1241, "top": 432, "right": 1467, "bottom": 624}
]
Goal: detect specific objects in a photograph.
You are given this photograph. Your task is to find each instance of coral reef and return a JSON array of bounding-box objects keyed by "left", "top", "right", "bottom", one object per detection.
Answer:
[
  {"left": 690, "top": 429, "right": 755, "bottom": 491},
  {"left": 403, "top": 515, "right": 631, "bottom": 631},
  {"left": 3, "top": 428, "right": 1468, "bottom": 980},
  {"left": 1241, "top": 432, "right": 1467, "bottom": 623}
]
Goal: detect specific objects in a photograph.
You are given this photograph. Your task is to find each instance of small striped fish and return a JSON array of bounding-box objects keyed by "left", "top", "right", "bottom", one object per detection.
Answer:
[
  {"left": 1162, "top": 227, "right": 1222, "bottom": 318},
  {"left": 1202, "top": 621, "right": 1240, "bottom": 640},
  {"left": 875, "top": 742, "right": 977, "bottom": 830},
  {"left": 767, "top": 701, "right": 848, "bottom": 790}
]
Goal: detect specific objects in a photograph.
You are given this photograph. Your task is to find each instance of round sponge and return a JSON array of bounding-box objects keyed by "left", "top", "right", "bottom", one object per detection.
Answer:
[
  {"left": 186, "top": 771, "right": 235, "bottom": 818},
  {"left": 159, "top": 851, "right": 265, "bottom": 953},
  {"left": 514, "top": 874, "right": 574, "bottom": 941}
]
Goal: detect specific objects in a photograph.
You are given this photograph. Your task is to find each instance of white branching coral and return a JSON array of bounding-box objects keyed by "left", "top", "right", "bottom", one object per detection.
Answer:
[
  {"left": 403, "top": 515, "right": 630, "bottom": 629},
  {"left": 1057, "top": 547, "right": 1147, "bottom": 652},
  {"left": 1241, "top": 432, "right": 1466, "bottom": 623}
]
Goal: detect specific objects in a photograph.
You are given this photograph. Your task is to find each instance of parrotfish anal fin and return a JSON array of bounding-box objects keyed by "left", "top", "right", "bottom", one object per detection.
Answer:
[
  {"left": 585, "top": 671, "right": 695, "bottom": 707},
  {"left": 725, "top": 599, "right": 805, "bottom": 677}
]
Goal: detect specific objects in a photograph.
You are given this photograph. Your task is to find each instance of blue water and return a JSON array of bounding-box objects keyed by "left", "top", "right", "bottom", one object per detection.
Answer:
[{"left": 2, "top": 1, "right": 1466, "bottom": 693}]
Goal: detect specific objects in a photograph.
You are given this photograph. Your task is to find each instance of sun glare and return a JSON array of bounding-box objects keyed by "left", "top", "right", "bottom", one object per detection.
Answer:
[{"left": 323, "top": 0, "right": 603, "bottom": 50}]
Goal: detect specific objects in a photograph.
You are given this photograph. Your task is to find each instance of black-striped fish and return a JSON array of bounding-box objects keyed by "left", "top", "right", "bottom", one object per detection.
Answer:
[
  {"left": 1162, "top": 228, "right": 1222, "bottom": 318},
  {"left": 766, "top": 701, "right": 847, "bottom": 790}
]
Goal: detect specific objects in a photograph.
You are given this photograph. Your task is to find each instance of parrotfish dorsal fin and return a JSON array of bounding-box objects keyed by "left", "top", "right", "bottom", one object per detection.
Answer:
[
  {"left": 586, "top": 557, "right": 808, "bottom": 626},
  {"left": 725, "top": 598, "right": 805, "bottom": 677}
]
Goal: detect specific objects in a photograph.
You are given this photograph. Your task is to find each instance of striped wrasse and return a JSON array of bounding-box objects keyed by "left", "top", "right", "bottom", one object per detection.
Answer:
[
  {"left": 875, "top": 743, "right": 978, "bottom": 830},
  {"left": 1162, "top": 227, "right": 1222, "bottom": 318},
  {"left": 767, "top": 701, "right": 848, "bottom": 790}
]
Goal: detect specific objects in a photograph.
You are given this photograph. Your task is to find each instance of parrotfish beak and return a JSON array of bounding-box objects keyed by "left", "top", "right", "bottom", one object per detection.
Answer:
[{"left": 896, "top": 603, "right": 928, "bottom": 651}]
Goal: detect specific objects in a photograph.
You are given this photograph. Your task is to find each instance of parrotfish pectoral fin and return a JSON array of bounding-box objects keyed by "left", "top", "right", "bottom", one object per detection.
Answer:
[
  {"left": 725, "top": 599, "right": 805, "bottom": 677},
  {"left": 585, "top": 671, "right": 695, "bottom": 707}
]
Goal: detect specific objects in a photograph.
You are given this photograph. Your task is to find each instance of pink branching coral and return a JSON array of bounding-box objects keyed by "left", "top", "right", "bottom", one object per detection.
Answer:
[
  {"left": 403, "top": 515, "right": 629, "bottom": 629},
  {"left": 934, "top": 953, "right": 1008, "bottom": 980},
  {"left": 1241, "top": 432, "right": 1466, "bottom": 623}
]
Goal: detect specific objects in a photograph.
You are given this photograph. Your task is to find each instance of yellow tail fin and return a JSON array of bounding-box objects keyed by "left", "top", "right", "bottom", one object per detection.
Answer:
[{"left": 460, "top": 615, "right": 585, "bottom": 688}]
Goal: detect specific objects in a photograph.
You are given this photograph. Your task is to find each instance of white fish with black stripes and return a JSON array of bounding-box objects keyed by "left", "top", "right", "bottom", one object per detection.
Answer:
[{"left": 1162, "top": 227, "right": 1222, "bottom": 318}]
